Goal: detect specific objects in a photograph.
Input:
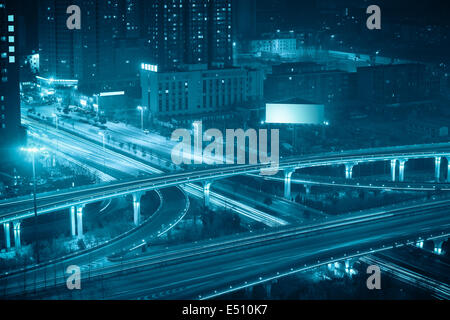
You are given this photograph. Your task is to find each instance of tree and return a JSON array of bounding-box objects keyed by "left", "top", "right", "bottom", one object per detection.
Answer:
[{"left": 264, "top": 197, "right": 273, "bottom": 206}]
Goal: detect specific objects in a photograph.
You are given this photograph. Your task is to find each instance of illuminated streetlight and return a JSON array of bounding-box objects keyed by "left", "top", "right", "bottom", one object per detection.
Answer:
[
  {"left": 98, "top": 132, "right": 106, "bottom": 170},
  {"left": 21, "top": 146, "right": 45, "bottom": 265},
  {"left": 137, "top": 106, "right": 145, "bottom": 131},
  {"left": 98, "top": 132, "right": 105, "bottom": 150},
  {"left": 51, "top": 113, "right": 58, "bottom": 130}
]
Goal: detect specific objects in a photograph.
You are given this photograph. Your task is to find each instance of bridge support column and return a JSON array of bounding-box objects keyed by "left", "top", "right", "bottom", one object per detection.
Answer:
[
  {"left": 345, "top": 163, "right": 354, "bottom": 180},
  {"left": 265, "top": 283, "right": 272, "bottom": 298},
  {"left": 447, "top": 160, "right": 450, "bottom": 183},
  {"left": 76, "top": 205, "right": 84, "bottom": 239},
  {"left": 203, "top": 181, "right": 212, "bottom": 208},
  {"left": 70, "top": 206, "right": 76, "bottom": 237},
  {"left": 390, "top": 160, "right": 397, "bottom": 182},
  {"left": 435, "top": 157, "right": 442, "bottom": 182},
  {"left": 416, "top": 240, "right": 424, "bottom": 249},
  {"left": 133, "top": 192, "right": 144, "bottom": 226},
  {"left": 13, "top": 221, "right": 21, "bottom": 249},
  {"left": 344, "top": 259, "right": 356, "bottom": 274},
  {"left": 3, "top": 223, "right": 11, "bottom": 250},
  {"left": 398, "top": 159, "right": 407, "bottom": 182},
  {"left": 304, "top": 185, "right": 311, "bottom": 195},
  {"left": 433, "top": 239, "right": 444, "bottom": 255},
  {"left": 284, "top": 169, "right": 295, "bottom": 199}
]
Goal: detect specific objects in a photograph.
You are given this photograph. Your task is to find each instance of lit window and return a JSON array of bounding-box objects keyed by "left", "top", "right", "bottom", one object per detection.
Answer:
[
  {"left": 9, "top": 56, "right": 15, "bottom": 63},
  {"left": 8, "top": 15, "right": 14, "bottom": 22},
  {"left": 8, "top": 36, "right": 14, "bottom": 43},
  {"left": 9, "top": 46, "right": 14, "bottom": 53},
  {"left": 8, "top": 25, "right": 14, "bottom": 32}
]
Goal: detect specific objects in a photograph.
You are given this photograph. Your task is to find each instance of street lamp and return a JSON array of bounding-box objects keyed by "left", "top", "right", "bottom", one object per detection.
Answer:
[
  {"left": 137, "top": 106, "right": 144, "bottom": 131},
  {"left": 21, "top": 146, "right": 45, "bottom": 265},
  {"left": 51, "top": 113, "right": 58, "bottom": 130},
  {"left": 192, "top": 121, "right": 202, "bottom": 164},
  {"left": 98, "top": 132, "right": 105, "bottom": 151},
  {"left": 98, "top": 132, "right": 106, "bottom": 170}
]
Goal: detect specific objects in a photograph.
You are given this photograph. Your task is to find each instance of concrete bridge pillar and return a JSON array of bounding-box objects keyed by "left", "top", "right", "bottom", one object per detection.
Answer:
[
  {"left": 133, "top": 192, "right": 144, "bottom": 226},
  {"left": 76, "top": 205, "right": 85, "bottom": 239},
  {"left": 447, "top": 159, "right": 450, "bottom": 183},
  {"left": 265, "top": 283, "right": 272, "bottom": 298},
  {"left": 416, "top": 240, "right": 424, "bottom": 249},
  {"left": 70, "top": 206, "right": 76, "bottom": 237},
  {"left": 398, "top": 159, "right": 407, "bottom": 182},
  {"left": 345, "top": 259, "right": 353, "bottom": 273},
  {"left": 433, "top": 239, "right": 445, "bottom": 255},
  {"left": 304, "top": 185, "right": 311, "bottom": 195},
  {"left": 3, "top": 222, "right": 11, "bottom": 250},
  {"left": 390, "top": 160, "right": 397, "bottom": 182},
  {"left": 435, "top": 157, "right": 442, "bottom": 182},
  {"left": 284, "top": 169, "right": 295, "bottom": 199},
  {"left": 345, "top": 163, "right": 354, "bottom": 180},
  {"left": 13, "top": 221, "right": 21, "bottom": 249},
  {"left": 203, "top": 181, "right": 212, "bottom": 208}
]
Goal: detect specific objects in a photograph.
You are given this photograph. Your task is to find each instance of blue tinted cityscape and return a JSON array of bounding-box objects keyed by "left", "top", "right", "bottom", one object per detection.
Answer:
[{"left": 0, "top": 0, "right": 450, "bottom": 303}]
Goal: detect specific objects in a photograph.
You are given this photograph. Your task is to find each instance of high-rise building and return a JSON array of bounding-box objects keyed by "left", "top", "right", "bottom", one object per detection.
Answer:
[
  {"left": 0, "top": 0, "right": 22, "bottom": 155},
  {"left": 208, "top": 0, "right": 233, "bottom": 68},
  {"left": 38, "top": 0, "right": 144, "bottom": 93},
  {"left": 145, "top": 0, "right": 233, "bottom": 71},
  {"left": 232, "top": 0, "right": 256, "bottom": 39}
]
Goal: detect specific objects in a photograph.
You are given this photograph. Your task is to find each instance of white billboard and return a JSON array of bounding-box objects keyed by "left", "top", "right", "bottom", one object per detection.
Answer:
[{"left": 265, "top": 103, "right": 325, "bottom": 125}]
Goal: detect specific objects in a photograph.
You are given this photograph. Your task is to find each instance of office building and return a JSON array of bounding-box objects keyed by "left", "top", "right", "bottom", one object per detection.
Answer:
[
  {"left": 357, "top": 64, "right": 439, "bottom": 107},
  {"left": 0, "top": 0, "right": 22, "bottom": 155},
  {"left": 38, "top": 0, "right": 144, "bottom": 93},
  {"left": 140, "top": 64, "right": 263, "bottom": 117},
  {"left": 265, "top": 66, "right": 356, "bottom": 105},
  {"left": 144, "top": 0, "right": 233, "bottom": 71}
]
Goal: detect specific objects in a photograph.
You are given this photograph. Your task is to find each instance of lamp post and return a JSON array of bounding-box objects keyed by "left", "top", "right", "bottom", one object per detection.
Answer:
[
  {"left": 21, "top": 147, "right": 45, "bottom": 265},
  {"left": 51, "top": 113, "right": 58, "bottom": 130},
  {"left": 98, "top": 131, "right": 105, "bottom": 151},
  {"left": 192, "top": 121, "right": 202, "bottom": 164},
  {"left": 137, "top": 106, "right": 144, "bottom": 131},
  {"left": 98, "top": 132, "right": 106, "bottom": 170}
]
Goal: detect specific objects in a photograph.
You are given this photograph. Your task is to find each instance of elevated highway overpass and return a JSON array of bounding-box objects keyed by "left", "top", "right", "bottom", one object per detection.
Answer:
[
  {"left": 1, "top": 142, "right": 450, "bottom": 249},
  {"left": 2, "top": 197, "right": 449, "bottom": 299}
]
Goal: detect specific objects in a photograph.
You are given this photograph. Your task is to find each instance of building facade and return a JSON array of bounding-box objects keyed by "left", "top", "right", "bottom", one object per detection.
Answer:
[
  {"left": 38, "top": 0, "right": 145, "bottom": 93},
  {"left": 0, "top": 0, "right": 22, "bottom": 154},
  {"left": 356, "top": 63, "right": 439, "bottom": 107},
  {"left": 265, "top": 67, "right": 356, "bottom": 105},
  {"left": 250, "top": 37, "right": 297, "bottom": 58},
  {"left": 144, "top": 0, "right": 233, "bottom": 71},
  {"left": 140, "top": 64, "right": 263, "bottom": 117}
]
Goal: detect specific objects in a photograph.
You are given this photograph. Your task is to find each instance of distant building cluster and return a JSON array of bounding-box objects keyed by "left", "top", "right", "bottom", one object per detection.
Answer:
[
  {"left": 37, "top": 0, "right": 233, "bottom": 95},
  {"left": 250, "top": 37, "right": 297, "bottom": 58},
  {"left": 265, "top": 61, "right": 440, "bottom": 108}
]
